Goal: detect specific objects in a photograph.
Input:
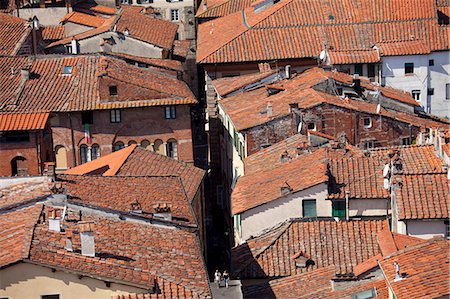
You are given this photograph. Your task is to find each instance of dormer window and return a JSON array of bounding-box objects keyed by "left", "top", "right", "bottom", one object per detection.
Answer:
[
  {"left": 109, "top": 85, "right": 118, "bottom": 96},
  {"left": 62, "top": 66, "right": 73, "bottom": 75},
  {"left": 363, "top": 117, "right": 372, "bottom": 128},
  {"left": 307, "top": 122, "right": 316, "bottom": 131}
]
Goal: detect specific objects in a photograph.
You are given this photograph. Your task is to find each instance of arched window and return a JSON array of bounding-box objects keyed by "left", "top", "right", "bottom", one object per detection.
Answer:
[
  {"left": 11, "top": 156, "right": 27, "bottom": 176},
  {"left": 153, "top": 139, "right": 164, "bottom": 155},
  {"left": 91, "top": 144, "right": 100, "bottom": 160},
  {"left": 55, "top": 145, "right": 68, "bottom": 170},
  {"left": 166, "top": 138, "right": 178, "bottom": 160},
  {"left": 113, "top": 141, "right": 125, "bottom": 152},
  {"left": 80, "top": 144, "right": 88, "bottom": 164},
  {"left": 140, "top": 140, "right": 151, "bottom": 151},
  {"left": 128, "top": 140, "right": 137, "bottom": 146}
]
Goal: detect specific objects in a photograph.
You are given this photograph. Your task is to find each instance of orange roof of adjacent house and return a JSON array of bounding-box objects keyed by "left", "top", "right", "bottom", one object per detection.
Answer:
[
  {"left": 0, "top": 12, "right": 31, "bottom": 56},
  {"left": 0, "top": 112, "right": 49, "bottom": 131},
  {"left": 0, "top": 55, "right": 195, "bottom": 113},
  {"left": 196, "top": 0, "right": 254, "bottom": 18},
  {"left": 232, "top": 219, "right": 389, "bottom": 278},
  {"left": 107, "top": 52, "right": 183, "bottom": 72},
  {"left": 0, "top": 178, "right": 50, "bottom": 210},
  {"left": 41, "top": 25, "right": 65, "bottom": 41},
  {"left": 197, "top": 0, "right": 448, "bottom": 64},
  {"left": 212, "top": 70, "right": 277, "bottom": 97},
  {"left": 379, "top": 238, "right": 450, "bottom": 299},
  {"left": 61, "top": 11, "right": 107, "bottom": 28},
  {"left": 64, "top": 145, "right": 205, "bottom": 200},
  {"left": 232, "top": 148, "right": 329, "bottom": 214}
]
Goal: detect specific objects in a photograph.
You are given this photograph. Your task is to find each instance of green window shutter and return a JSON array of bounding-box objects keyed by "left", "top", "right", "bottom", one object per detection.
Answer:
[
  {"left": 303, "top": 200, "right": 316, "bottom": 218},
  {"left": 332, "top": 201, "right": 346, "bottom": 218}
]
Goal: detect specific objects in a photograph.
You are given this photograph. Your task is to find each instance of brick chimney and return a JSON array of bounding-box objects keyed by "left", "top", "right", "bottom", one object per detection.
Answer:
[{"left": 79, "top": 221, "right": 95, "bottom": 257}]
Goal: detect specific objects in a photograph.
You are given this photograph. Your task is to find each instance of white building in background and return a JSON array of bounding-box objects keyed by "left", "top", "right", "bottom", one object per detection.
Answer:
[{"left": 382, "top": 51, "right": 450, "bottom": 117}]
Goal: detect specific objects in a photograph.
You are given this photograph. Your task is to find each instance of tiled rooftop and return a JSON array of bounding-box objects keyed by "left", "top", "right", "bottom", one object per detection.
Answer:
[
  {"left": 61, "top": 11, "right": 107, "bottom": 28},
  {"left": 196, "top": 0, "right": 254, "bottom": 18},
  {"left": 64, "top": 145, "right": 205, "bottom": 201},
  {"left": 0, "top": 112, "right": 49, "bottom": 131},
  {"left": 0, "top": 55, "right": 195, "bottom": 113},
  {"left": 0, "top": 12, "right": 30, "bottom": 56},
  {"left": 197, "top": 0, "right": 449, "bottom": 64},
  {"left": 212, "top": 70, "right": 277, "bottom": 97},
  {"left": 61, "top": 174, "right": 196, "bottom": 226},
  {"left": 396, "top": 173, "right": 449, "bottom": 220},
  {"left": 41, "top": 25, "right": 65, "bottom": 41},
  {"left": 0, "top": 178, "right": 50, "bottom": 210},
  {"left": 232, "top": 219, "right": 388, "bottom": 278},
  {"left": 232, "top": 148, "right": 328, "bottom": 214},
  {"left": 379, "top": 238, "right": 450, "bottom": 299},
  {"left": 107, "top": 52, "right": 183, "bottom": 72}
]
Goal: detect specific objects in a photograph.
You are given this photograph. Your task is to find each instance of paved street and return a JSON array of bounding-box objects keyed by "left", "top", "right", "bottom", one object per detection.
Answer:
[{"left": 211, "top": 280, "right": 243, "bottom": 299}]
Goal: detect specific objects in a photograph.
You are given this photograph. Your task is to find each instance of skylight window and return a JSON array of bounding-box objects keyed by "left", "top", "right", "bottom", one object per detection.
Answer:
[{"left": 62, "top": 66, "right": 73, "bottom": 75}]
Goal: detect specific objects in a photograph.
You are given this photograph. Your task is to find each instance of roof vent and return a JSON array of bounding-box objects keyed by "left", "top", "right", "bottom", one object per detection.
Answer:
[
  {"left": 123, "top": 28, "right": 130, "bottom": 35},
  {"left": 280, "top": 150, "right": 292, "bottom": 163},
  {"left": 394, "top": 261, "right": 404, "bottom": 281},
  {"left": 79, "top": 221, "right": 95, "bottom": 257},
  {"left": 280, "top": 181, "right": 292, "bottom": 195},
  {"left": 266, "top": 102, "right": 273, "bottom": 117},
  {"left": 130, "top": 199, "right": 142, "bottom": 214},
  {"left": 153, "top": 203, "right": 172, "bottom": 221},
  {"left": 20, "top": 68, "right": 30, "bottom": 81},
  {"left": 285, "top": 65, "right": 292, "bottom": 79}
]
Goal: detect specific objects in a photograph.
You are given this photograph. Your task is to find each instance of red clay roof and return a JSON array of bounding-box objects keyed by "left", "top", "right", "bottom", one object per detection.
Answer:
[
  {"left": 117, "top": 6, "right": 178, "bottom": 50},
  {"left": 60, "top": 174, "right": 197, "bottom": 226},
  {"left": 196, "top": 0, "right": 254, "bottom": 18},
  {"left": 41, "top": 25, "right": 65, "bottom": 41},
  {"left": 328, "top": 49, "right": 380, "bottom": 64},
  {"left": 173, "top": 40, "right": 192, "bottom": 59},
  {"left": 212, "top": 70, "right": 277, "bottom": 97},
  {"left": 328, "top": 156, "right": 390, "bottom": 200},
  {"left": 197, "top": 0, "right": 448, "bottom": 64},
  {"left": 396, "top": 173, "right": 449, "bottom": 220},
  {"left": 25, "top": 205, "right": 210, "bottom": 296},
  {"left": 377, "top": 39, "right": 431, "bottom": 56},
  {"left": 0, "top": 12, "right": 31, "bottom": 56},
  {"left": 61, "top": 11, "right": 107, "bottom": 28},
  {"left": 0, "top": 204, "right": 43, "bottom": 268},
  {"left": 0, "top": 178, "right": 50, "bottom": 210},
  {"left": 232, "top": 219, "right": 389, "bottom": 278},
  {"left": 0, "top": 55, "right": 195, "bottom": 113},
  {"left": 64, "top": 145, "right": 205, "bottom": 201},
  {"left": 0, "top": 112, "right": 49, "bottom": 131},
  {"left": 232, "top": 148, "right": 328, "bottom": 214},
  {"left": 107, "top": 52, "right": 183, "bottom": 72},
  {"left": 379, "top": 238, "right": 450, "bottom": 299}
]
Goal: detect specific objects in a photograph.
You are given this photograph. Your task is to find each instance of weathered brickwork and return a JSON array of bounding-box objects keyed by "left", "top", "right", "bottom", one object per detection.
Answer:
[{"left": 51, "top": 105, "right": 193, "bottom": 169}]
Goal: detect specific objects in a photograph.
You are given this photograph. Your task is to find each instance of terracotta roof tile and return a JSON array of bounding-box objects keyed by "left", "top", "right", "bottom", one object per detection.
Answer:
[
  {"left": 0, "top": 55, "right": 195, "bottom": 113},
  {"left": 0, "top": 12, "right": 31, "bottom": 56},
  {"left": 65, "top": 145, "right": 205, "bottom": 201},
  {"left": 377, "top": 39, "right": 431, "bottom": 56},
  {"left": 197, "top": 0, "right": 448, "bottom": 64},
  {"left": 0, "top": 204, "right": 43, "bottom": 267},
  {"left": 213, "top": 70, "right": 277, "bottom": 96},
  {"left": 196, "top": 0, "right": 254, "bottom": 18},
  {"left": 379, "top": 238, "right": 450, "bottom": 299},
  {"left": 107, "top": 52, "right": 183, "bottom": 72},
  {"left": 329, "top": 49, "right": 380, "bottom": 64},
  {"left": 26, "top": 206, "right": 211, "bottom": 297},
  {"left": 173, "top": 40, "right": 192, "bottom": 59},
  {"left": 0, "top": 112, "right": 49, "bottom": 131},
  {"left": 0, "top": 178, "right": 50, "bottom": 210},
  {"left": 328, "top": 156, "right": 390, "bottom": 200},
  {"left": 41, "top": 25, "right": 65, "bottom": 41},
  {"left": 61, "top": 11, "right": 107, "bottom": 28},
  {"left": 443, "top": 143, "right": 450, "bottom": 156},
  {"left": 117, "top": 6, "right": 178, "bottom": 49},
  {"left": 232, "top": 148, "right": 329, "bottom": 214},
  {"left": 60, "top": 175, "right": 197, "bottom": 226},
  {"left": 396, "top": 173, "right": 449, "bottom": 220},
  {"left": 232, "top": 219, "right": 389, "bottom": 278},
  {"left": 74, "top": 3, "right": 118, "bottom": 15}
]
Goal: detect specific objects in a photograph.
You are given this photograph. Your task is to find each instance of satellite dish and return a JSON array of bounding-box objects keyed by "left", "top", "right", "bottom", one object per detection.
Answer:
[
  {"left": 319, "top": 50, "right": 327, "bottom": 61},
  {"left": 297, "top": 122, "right": 303, "bottom": 133}
]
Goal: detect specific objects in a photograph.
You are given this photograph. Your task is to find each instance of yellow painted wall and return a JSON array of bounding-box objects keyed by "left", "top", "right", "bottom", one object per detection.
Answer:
[{"left": 0, "top": 262, "right": 147, "bottom": 299}]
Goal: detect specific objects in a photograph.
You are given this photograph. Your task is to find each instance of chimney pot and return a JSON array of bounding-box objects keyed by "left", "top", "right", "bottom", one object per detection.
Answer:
[
  {"left": 285, "top": 65, "right": 292, "bottom": 79},
  {"left": 267, "top": 102, "right": 273, "bottom": 117},
  {"left": 21, "top": 68, "right": 30, "bottom": 81},
  {"left": 79, "top": 221, "right": 95, "bottom": 257}
]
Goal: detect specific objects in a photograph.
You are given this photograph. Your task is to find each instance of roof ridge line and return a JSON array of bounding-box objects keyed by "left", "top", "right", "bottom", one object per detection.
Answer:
[{"left": 382, "top": 237, "right": 446, "bottom": 260}]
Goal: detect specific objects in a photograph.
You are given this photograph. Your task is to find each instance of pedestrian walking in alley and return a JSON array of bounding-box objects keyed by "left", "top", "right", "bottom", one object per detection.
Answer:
[
  {"left": 214, "top": 269, "right": 222, "bottom": 288},
  {"left": 223, "top": 270, "right": 230, "bottom": 288}
]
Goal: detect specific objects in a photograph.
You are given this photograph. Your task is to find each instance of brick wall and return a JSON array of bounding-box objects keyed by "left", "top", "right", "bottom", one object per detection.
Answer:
[{"left": 51, "top": 105, "right": 193, "bottom": 169}]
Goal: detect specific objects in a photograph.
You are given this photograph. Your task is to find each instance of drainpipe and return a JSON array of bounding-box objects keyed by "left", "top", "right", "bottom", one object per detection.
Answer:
[
  {"left": 345, "top": 190, "right": 350, "bottom": 221},
  {"left": 68, "top": 113, "right": 77, "bottom": 166}
]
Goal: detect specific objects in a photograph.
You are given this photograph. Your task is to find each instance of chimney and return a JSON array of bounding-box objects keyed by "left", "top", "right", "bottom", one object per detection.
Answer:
[
  {"left": 123, "top": 28, "right": 130, "bottom": 36},
  {"left": 267, "top": 102, "right": 273, "bottom": 117},
  {"left": 48, "top": 208, "right": 61, "bottom": 232},
  {"left": 21, "top": 68, "right": 30, "bottom": 81},
  {"left": 285, "top": 65, "right": 292, "bottom": 79},
  {"left": 71, "top": 38, "right": 78, "bottom": 54},
  {"left": 280, "top": 150, "right": 291, "bottom": 162},
  {"left": 394, "top": 261, "right": 403, "bottom": 281},
  {"left": 79, "top": 221, "right": 95, "bottom": 257},
  {"left": 153, "top": 203, "right": 172, "bottom": 221},
  {"left": 352, "top": 74, "right": 361, "bottom": 90},
  {"left": 130, "top": 199, "right": 142, "bottom": 214}
]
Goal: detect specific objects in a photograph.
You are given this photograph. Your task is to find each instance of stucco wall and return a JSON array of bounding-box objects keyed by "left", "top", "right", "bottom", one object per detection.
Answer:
[
  {"left": 382, "top": 51, "right": 450, "bottom": 117},
  {"left": 0, "top": 262, "right": 146, "bottom": 299},
  {"left": 349, "top": 199, "right": 389, "bottom": 217},
  {"left": 406, "top": 220, "right": 447, "bottom": 239},
  {"left": 13, "top": 7, "right": 71, "bottom": 26},
  {"left": 64, "top": 22, "right": 94, "bottom": 37},
  {"left": 239, "top": 183, "right": 329, "bottom": 242}
]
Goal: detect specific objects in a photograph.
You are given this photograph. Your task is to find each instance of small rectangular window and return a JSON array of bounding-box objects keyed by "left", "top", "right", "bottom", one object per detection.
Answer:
[
  {"left": 110, "top": 109, "right": 121, "bottom": 123},
  {"left": 404, "top": 63, "right": 414, "bottom": 75},
  {"left": 307, "top": 122, "right": 316, "bottom": 131},
  {"left": 363, "top": 140, "right": 375, "bottom": 149},
  {"left": 446, "top": 83, "right": 450, "bottom": 100},
  {"left": 62, "top": 65, "right": 73, "bottom": 75},
  {"left": 332, "top": 201, "right": 346, "bottom": 218},
  {"left": 170, "top": 9, "right": 179, "bottom": 21},
  {"left": 367, "top": 64, "right": 376, "bottom": 79},
  {"left": 351, "top": 288, "right": 376, "bottom": 299},
  {"left": 41, "top": 295, "right": 60, "bottom": 299},
  {"left": 109, "top": 85, "right": 118, "bottom": 96},
  {"left": 445, "top": 220, "right": 450, "bottom": 239},
  {"left": 164, "top": 106, "right": 176, "bottom": 119},
  {"left": 402, "top": 137, "right": 411, "bottom": 145},
  {"left": 81, "top": 111, "right": 93, "bottom": 125},
  {"left": 411, "top": 90, "right": 421, "bottom": 102},
  {"left": 429, "top": 59, "right": 434, "bottom": 66},
  {"left": 354, "top": 64, "right": 363, "bottom": 75},
  {"left": 363, "top": 117, "right": 372, "bottom": 128},
  {"left": 303, "top": 200, "right": 317, "bottom": 218}
]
